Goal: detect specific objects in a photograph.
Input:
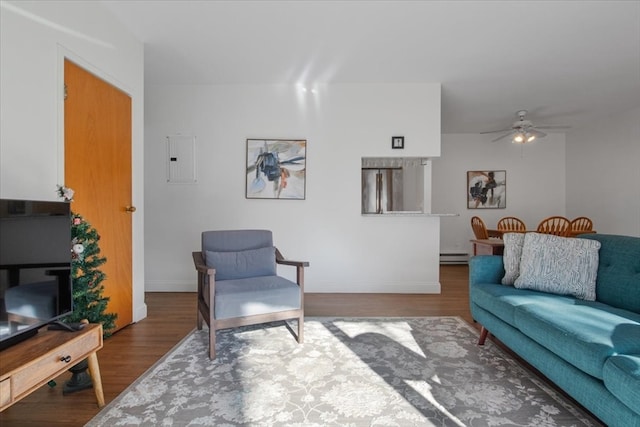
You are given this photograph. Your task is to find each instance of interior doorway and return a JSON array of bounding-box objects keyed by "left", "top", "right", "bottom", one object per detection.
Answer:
[{"left": 64, "top": 59, "right": 133, "bottom": 331}]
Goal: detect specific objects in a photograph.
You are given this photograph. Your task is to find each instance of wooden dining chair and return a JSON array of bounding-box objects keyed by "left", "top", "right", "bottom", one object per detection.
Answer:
[
  {"left": 536, "top": 216, "right": 571, "bottom": 237},
  {"left": 471, "top": 216, "right": 489, "bottom": 239},
  {"left": 570, "top": 217, "right": 593, "bottom": 232},
  {"left": 497, "top": 216, "right": 527, "bottom": 232}
]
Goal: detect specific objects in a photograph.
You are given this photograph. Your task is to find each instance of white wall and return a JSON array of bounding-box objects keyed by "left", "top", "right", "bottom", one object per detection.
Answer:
[
  {"left": 566, "top": 107, "right": 640, "bottom": 237},
  {"left": 0, "top": 1, "right": 147, "bottom": 321},
  {"left": 432, "top": 134, "right": 566, "bottom": 256},
  {"left": 144, "top": 83, "right": 443, "bottom": 293}
]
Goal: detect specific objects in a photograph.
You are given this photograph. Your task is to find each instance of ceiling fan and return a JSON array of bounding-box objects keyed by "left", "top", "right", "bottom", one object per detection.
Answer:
[{"left": 481, "top": 110, "right": 571, "bottom": 143}]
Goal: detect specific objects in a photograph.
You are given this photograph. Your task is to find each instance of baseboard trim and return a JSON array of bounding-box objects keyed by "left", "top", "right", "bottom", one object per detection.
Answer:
[
  {"left": 305, "top": 282, "right": 441, "bottom": 294},
  {"left": 146, "top": 280, "right": 196, "bottom": 292},
  {"left": 440, "top": 252, "right": 469, "bottom": 265},
  {"left": 145, "top": 280, "right": 441, "bottom": 294}
]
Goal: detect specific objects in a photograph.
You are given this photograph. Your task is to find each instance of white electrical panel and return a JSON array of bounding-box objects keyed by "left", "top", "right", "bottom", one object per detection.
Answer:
[{"left": 166, "top": 135, "right": 196, "bottom": 183}]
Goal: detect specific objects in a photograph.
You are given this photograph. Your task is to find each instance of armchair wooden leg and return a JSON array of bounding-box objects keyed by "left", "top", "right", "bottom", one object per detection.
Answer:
[
  {"left": 209, "top": 328, "right": 216, "bottom": 360},
  {"left": 478, "top": 326, "right": 489, "bottom": 345},
  {"left": 297, "top": 316, "right": 304, "bottom": 344},
  {"left": 197, "top": 311, "right": 203, "bottom": 330}
]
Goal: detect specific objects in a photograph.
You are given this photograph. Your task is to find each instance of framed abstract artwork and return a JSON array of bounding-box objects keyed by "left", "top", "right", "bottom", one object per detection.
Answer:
[
  {"left": 246, "top": 139, "right": 307, "bottom": 199},
  {"left": 467, "top": 170, "right": 506, "bottom": 209}
]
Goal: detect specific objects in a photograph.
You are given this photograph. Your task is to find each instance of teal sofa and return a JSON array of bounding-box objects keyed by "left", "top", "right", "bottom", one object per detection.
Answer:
[{"left": 469, "top": 233, "right": 640, "bottom": 426}]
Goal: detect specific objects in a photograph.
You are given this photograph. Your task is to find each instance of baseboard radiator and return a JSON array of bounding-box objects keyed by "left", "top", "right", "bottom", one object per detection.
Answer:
[{"left": 440, "top": 252, "right": 469, "bottom": 265}]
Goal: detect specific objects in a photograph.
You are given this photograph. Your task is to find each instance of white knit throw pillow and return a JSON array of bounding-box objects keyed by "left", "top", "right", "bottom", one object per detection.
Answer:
[
  {"left": 514, "top": 233, "right": 600, "bottom": 300},
  {"left": 501, "top": 232, "right": 526, "bottom": 285}
]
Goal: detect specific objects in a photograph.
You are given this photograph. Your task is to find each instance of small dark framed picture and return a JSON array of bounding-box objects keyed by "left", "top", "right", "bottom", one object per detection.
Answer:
[{"left": 391, "top": 136, "right": 404, "bottom": 149}]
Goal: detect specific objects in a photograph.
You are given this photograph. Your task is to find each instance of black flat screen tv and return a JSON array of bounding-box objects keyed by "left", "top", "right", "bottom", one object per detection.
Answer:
[{"left": 0, "top": 199, "right": 72, "bottom": 350}]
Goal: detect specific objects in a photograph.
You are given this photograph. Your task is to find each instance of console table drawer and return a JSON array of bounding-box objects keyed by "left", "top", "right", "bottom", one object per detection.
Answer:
[{"left": 10, "top": 328, "right": 101, "bottom": 401}]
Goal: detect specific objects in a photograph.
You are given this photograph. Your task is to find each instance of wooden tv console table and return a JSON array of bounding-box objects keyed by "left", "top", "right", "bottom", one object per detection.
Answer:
[{"left": 0, "top": 323, "right": 104, "bottom": 411}]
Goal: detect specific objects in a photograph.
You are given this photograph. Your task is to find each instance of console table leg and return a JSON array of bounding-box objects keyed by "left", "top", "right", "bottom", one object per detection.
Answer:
[{"left": 87, "top": 352, "right": 105, "bottom": 408}]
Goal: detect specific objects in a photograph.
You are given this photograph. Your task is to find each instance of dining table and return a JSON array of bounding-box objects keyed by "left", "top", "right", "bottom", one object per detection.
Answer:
[
  {"left": 486, "top": 229, "right": 596, "bottom": 239},
  {"left": 473, "top": 230, "right": 597, "bottom": 256},
  {"left": 470, "top": 239, "right": 504, "bottom": 256}
]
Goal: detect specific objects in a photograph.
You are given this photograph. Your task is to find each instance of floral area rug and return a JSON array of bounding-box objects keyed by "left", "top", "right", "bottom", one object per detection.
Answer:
[{"left": 86, "top": 317, "right": 601, "bottom": 426}]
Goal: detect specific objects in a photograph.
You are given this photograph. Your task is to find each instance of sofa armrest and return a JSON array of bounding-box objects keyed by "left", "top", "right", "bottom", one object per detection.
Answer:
[{"left": 469, "top": 255, "right": 504, "bottom": 286}]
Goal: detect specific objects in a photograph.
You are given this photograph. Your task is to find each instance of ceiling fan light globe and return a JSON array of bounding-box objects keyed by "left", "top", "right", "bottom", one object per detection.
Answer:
[{"left": 513, "top": 133, "right": 525, "bottom": 143}]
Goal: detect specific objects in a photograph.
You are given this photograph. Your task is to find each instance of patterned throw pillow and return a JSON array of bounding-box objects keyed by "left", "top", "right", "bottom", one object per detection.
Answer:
[
  {"left": 501, "top": 233, "right": 526, "bottom": 285},
  {"left": 514, "top": 233, "right": 601, "bottom": 300}
]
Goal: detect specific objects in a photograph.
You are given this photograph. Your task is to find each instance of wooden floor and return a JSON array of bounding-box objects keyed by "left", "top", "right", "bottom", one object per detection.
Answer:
[{"left": 0, "top": 265, "right": 481, "bottom": 425}]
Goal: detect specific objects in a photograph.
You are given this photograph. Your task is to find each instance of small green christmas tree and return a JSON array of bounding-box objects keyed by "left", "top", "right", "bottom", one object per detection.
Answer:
[
  {"left": 64, "top": 212, "right": 117, "bottom": 337},
  {"left": 57, "top": 185, "right": 117, "bottom": 337}
]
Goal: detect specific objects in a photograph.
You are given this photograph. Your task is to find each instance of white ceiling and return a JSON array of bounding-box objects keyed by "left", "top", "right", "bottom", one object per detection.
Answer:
[{"left": 101, "top": 0, "right": 640, "bottom": 134}]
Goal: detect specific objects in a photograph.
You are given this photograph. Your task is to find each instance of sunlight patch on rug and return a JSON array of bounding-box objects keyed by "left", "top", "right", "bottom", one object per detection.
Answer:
[
  {"left": 86, "top": 317, "right": 601, "bottom": 427},
  {"left": 404, "top": 380, "right": 466, "bottom": 427},
  {"left": 333, "top": 319, "right": 427, "bottom": 358}
]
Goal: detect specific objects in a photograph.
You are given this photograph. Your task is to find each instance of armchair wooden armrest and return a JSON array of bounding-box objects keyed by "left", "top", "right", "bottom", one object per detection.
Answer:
[
  {"left": 275, "top": 248, "right": 308, "bottom": 290},
  {"left": 193, "top": 251, "right": 216, "bottom": 356},
  {"left": 276, "top": 259, "right": 310, "bottom": 267},
  {"left": 275, "top": 248, "right": 309, "bottom": 267},
  {"left": 192, "top": 251, "right": 215, "bottom": 275}
]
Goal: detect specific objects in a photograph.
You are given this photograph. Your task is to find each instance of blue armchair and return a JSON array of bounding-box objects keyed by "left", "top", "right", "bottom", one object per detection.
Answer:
[{"left": 192, "top": 230, "right": 308, "bottom": 359}]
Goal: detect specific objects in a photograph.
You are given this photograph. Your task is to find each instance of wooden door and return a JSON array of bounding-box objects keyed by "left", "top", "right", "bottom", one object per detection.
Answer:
[{"left": 64, "top": 59, "right": 133, "bottom": 331}]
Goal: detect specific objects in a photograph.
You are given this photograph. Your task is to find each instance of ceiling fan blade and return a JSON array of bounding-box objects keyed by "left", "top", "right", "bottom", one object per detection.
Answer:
[
  {"left": 480, "top": 128, "right": 513, "bottom": 134},
  {"left": 534, "top": 125, "right": 571, "bottom": 129},
  {"left": 491, "top": 132, "right": 513, "bottom": 142},
  {"left": 529, "top": 129, "right": 547, "bottom": 138}
]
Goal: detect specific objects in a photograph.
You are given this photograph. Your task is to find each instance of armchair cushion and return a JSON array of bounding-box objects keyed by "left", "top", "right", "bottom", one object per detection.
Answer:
[
  {"left": 205, "top": 246, "right": 276, "bottom": 280},
  {"left": 215, "top": 275, "right": 301, "bottom": 319}
]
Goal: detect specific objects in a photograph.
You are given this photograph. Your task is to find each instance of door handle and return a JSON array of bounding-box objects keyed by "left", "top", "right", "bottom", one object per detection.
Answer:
[{"left": 125, "top": 206, "right": 137, "bottom": 213}]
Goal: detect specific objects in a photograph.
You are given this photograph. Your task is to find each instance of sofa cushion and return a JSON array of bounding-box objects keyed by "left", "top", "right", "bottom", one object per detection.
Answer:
[
  {"left": 501, "top": 232, "right": 526, "bottom": 285},
  {"left": 471, "top": 282, "right": 576, "bottom": 326},
  {"left": 603, "top": 354, "right": 640, "bottom": 416},
  {"left": 214, "top": 275, "right": 301, "bottom": 319},
  {"left": 514, "top": 233, "right": 600, "bottom": 301},
  {"left": 514, "top": 302, "right": 640, "bottom": 379},
  {"left": 469, "top": 255, "right": 505, "bottom": 287},
  {"left": 205, "top": 246, "right": 276, "bottom": 280},
  {"left": 579, "top": 234, "right": 640, "bottom": 314}
]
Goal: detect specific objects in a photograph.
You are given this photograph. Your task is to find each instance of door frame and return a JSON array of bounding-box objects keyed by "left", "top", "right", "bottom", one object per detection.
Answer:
[{"left": 57, "top": 46, "right": 147, "bottom": 323}]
